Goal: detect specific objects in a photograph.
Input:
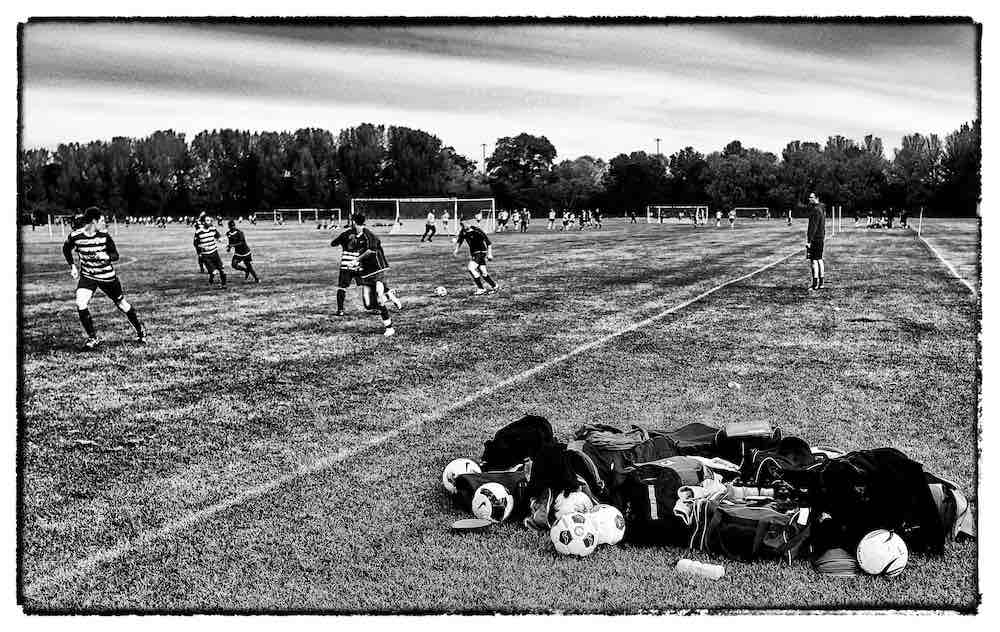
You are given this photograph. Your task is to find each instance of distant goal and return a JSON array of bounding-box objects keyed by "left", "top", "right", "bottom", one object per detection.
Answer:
[
  {"left": 732, "top": 207, "right": 771, "bottom": 220},
  {"left": 646, "top": 205, "right": 709, "bottom": 225},
  {"left": 350, "top": 198, "right": 496, "bottom": 234},
  {"left": 260, "top": 209, "right": 342, "bottom": 226}
]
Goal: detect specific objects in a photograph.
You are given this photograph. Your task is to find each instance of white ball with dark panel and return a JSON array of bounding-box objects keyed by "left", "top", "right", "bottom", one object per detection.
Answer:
[
  {"left": 588, "top": 504, "right": 626, "bottom": 546},
  {"left": 435, "top": 286, "right": 448, "bottom": 296},
  {"left": 856, "top": 529, "right": 909, "bottom": 577},
  {"left": 441, "top": 458, "right": 481, "bottom": 495},
  {"left": 550, "top": 512, "right": 599, "bottom": 557},
  {"left": 553, "top": 490, "right": 595, "bottom": 520},
  {"left": 471, "top": 482, "right": 514, "bottom": 522}
]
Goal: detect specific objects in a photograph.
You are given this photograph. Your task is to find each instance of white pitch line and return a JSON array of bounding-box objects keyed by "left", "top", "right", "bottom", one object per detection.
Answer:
[
  {"left": 916, "top": 233, "right": 977, "bottom": 296},
  {"left": 25, "top": 245, "right": 801, "bottom": 598}
]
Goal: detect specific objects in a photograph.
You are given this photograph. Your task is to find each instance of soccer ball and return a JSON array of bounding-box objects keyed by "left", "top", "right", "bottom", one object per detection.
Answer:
[
  {"left": 550, "top": 512, "right": 599, "bottom": 557},
  {"left": 435, "top": 286, "right": 448, "bottom": 296},
  {"left": 441, "top": 458, "right": 481, "bottom": 495},
  {"left": 588, "top": 504, "right": 626, "bottom": 546},
  {"left": 471, "top": 482, "right": 514, "bottom": 522},
  {"left": 856, "top": 529, "right": 908, "bottom": 577},
  {"left": 553, "top": 490, "right": 595, "bottom": 520}
]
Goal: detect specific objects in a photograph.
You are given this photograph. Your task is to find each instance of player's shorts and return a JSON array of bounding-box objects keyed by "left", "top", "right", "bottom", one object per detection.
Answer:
[
  {"left": 77, "top": 275, "right": 125, "bottom": 302},
  {"left": 808, "top": 241, "right": 825, "bottom": 260},
  {"left": 232, "top": 252, "right": 252, "bottom": 264},
  {"left": 338, "top": 268, "right": 361, "bottom": 288},
  {"left": 470, "top": 252, "right": 488, "bottom": 266},
  {"left": 361, "top": 271, "right": 386, "bottom": 287},
  {"left": 200, "top": 251, "right": 224, "bottom": 272}
]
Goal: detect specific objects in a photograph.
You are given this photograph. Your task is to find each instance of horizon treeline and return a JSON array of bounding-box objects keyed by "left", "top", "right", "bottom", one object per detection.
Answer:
[{"left": 18, "top": 120, "right": 980, "bottom": 220}]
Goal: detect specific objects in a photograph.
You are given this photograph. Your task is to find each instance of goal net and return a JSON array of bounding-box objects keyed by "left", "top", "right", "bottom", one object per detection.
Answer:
[
  {"left": 732, "top": 207, "right": 770, "bottom": 220},
  {"left": 268, "top": 208, "right": 342, "bottom": 226},
  {"left": 350, "top": 198, "right": 496, "bottom": 234},
  {"left": 646, "top": 205, "right": 710, "bottom": 225}
]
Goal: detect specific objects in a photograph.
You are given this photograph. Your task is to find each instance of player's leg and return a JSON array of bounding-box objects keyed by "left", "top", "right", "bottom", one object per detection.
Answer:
[
  {"left": 213, "top": 253, "right": 227, "bottom": 286},
  {"left": 362, "top": 284, "right": 394, "bottom": 336},
  {"left": 466, "top": 260, "right": 486, "bottom": 294},
  {"left": 429, "top": 225, "right": 436, "bottom": 242},
  {"left": 198, "top": 253, "right": 207, "bottom": 273},
  {"left": 335, "top": 269, "right": 352, "bottom": 315},
  {"left": 231, "top": 255, "right": 246, "bottom": 275},
  {"left": 75, "top": 285, "right": 100, "bottom": 346},
  {"left": 105, "top": 279, "right": 146, "bottom": 341},
  {"left": 479, "top": 263, "right": 499, "bottom": 292},
  {"left": 243, "top": 256, "right": 259, "bottom": 282}
]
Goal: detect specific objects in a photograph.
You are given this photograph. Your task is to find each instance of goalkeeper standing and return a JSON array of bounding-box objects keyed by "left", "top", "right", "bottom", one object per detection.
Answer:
[{"left": 805, "top": 192, "right": 826, "bottom": 291}]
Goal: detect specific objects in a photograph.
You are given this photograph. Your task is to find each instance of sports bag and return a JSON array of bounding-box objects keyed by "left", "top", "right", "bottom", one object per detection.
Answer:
[
  {"left": 663, "top": 422, "right": 719, "bottom": 457},
  {"left": 566, "top": 427, "right": 679, "bottom": 497},
  {"left": 453, "top": 470, "right": 529, "bottom": 520},
  {"left": 715, "top": 421, "right": 783, "bottom": 465},
  {"left": 925, "top": 472, "right": 976, "bottom": 542},
  {"left": 481, "top": 414, "right": 555, "bottom": 470},
  {"left": 612, "top": 456, "right": 711, "bottom": 545},
  {"left": 740, "top": 436, "right": 819, "bottom": 487},
  {"left": 698, "top": 500, "right": 811, "bottom": 563}
]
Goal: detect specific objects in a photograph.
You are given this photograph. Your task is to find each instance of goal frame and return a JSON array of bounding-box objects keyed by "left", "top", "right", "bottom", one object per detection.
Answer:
[
  {"left": 350, "top": 197, "right": 496, "bottom": 234},
  {"left": 270, "top": 208, "right": 343, "bottom": 226},
  {"left": 731, "top": 207, "right": 771, "bottom": 220},
  {"left": 646, "top": 205, "right": 710, "bottom": 225}
]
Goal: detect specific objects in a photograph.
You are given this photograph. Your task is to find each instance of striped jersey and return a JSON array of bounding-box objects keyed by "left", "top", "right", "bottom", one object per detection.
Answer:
[
  {"left": 331, "top": 229, "right": 361, "bottom": 270},
  {"left": 62, "top": 229, "right": 120, "bottom": 281},
  {"left": 355, "top": 228, "right": 390, "bottom": 278},
  {"left": 194, "top": 226, "right": 221, "bottom": 254}
]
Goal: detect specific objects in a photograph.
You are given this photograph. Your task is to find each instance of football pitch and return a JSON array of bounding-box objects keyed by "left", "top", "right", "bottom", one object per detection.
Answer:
[{"left": 17, "top": 217, "right": 979, "bottom": 612}]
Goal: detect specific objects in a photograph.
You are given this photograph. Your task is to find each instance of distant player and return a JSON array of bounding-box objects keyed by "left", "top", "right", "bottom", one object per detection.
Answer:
[
  {"left": 900, "top": 209, "right": 909, "bottom": 229},
  {"left": 194, "top": 218, "right": 227, "bottom": 287},
  {"left": 715, "top": 210, "right": 723, "bottom": 228},
  {"left": 330, "top": 222, "right": 362, "bottom": 316},
  {"left": 806, "top": 192, "right": 826, "bottom": 291},
  {"left": 62, "top": 207, "right": 147, "bottom": 348},
  {"left": 628, "top": 210, "right": 638, "bottom": 224},
  {"left": 421, "top": 210, "right": 437, "bottom": 242},
  {"left": 497, "top": 209, "right": 509, "bottom": 232},
  {"left": 226, "top": 220, "right": 259, "bottom": 283},
  {"left": 441, "top": 210, "right": 450, "bottom": 235},
  {"left": 547, "top": 209, "right": 556, "bottom": 230},
  {"left": 787, "top": 208, "right": 793, "bottom": 226},
  {"left": 561, "top": 211, "right": 571, "bottom": 231},
  {"left": 592, "top": 208, "right": 602, "bottom": 230},
  {"left": 352, "top": 214, "right": 398, "bottom": 336},
  {"left": 453, "top": 216, "right": 498, "bottom": 295},
  {"left": 728, "top": 209, "right": 736, "bottom": 228},
  {"left": 520, "top": 209, "right": 530, "bottom": 233}
]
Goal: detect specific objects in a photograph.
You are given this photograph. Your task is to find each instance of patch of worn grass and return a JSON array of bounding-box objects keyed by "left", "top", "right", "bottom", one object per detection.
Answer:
[{"left": 18, "top": 219, "right": 977, "bottom": 612}]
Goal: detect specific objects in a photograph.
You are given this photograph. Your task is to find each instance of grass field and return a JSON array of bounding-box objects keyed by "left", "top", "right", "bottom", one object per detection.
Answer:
[{"left": 17, "top": 217, "right": 979, "bottom": 612}]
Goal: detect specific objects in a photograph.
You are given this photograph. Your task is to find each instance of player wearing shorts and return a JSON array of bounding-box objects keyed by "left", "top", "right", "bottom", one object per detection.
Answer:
[
  {"left": 728, "top": 209, "right": 736, "bottom": 228},
  {"left": 194, "top": 218, "right": 226, "bottom": 286},
  {"left": 806, "top": 192, "right": 826, "bottom": 291},
  {"left": 453, "top": 217, "right": 498, "bottom": 295},
  {"left": 226, "top": 220, "right": 259, "bottom": 283},
  {"left": 561, "top": 211, "right": 570, "bottom": 231},
  {"left": 592, "top": 208, "right": 602, "bottom": 230},
  {"left": 352, "top": 214, "right": 397, "bottom": 336},
  {"left": 547, "top": 209, "right": 556, "bottom": 230},
  {"left": 421, "top": 211, "right": 437, "bottom": 242},
  {"left": 62, "top": 207, "right": 146, "bottom": 348},
  {"left": 715, "top": 210, "right": 723, "bottom": 228},
  {"left": 331, "top": 223, "right": 362, "bottom": 316}
]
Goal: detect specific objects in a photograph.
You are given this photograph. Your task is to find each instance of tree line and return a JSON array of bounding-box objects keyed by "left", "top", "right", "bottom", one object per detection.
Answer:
[{"left": 18, "top": 119, "right": 980, "bottom": 221}]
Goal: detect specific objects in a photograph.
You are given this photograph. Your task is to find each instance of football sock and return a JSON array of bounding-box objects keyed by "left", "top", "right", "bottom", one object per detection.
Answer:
[
  {"left": 124, "top": 307, "right": 143, "bottom": 333},
  {"left": 380, "top": 307, "right": 391, "bottom": 322},
  {"left": 78, "top": 309, "right": 96, "bottom": 338},
  {"left": 482, "top": 275, "right": 497, "bottom": 288},
  {"left": 471, "top": 275, "right": 484, "bottom": 289},
  {"left": 219, "top": 271, "right": 227, "bottom": 286},
  {"left": 246, "top": 263, "right": 258, "bottom": 281},
  {"left": 336, "top": 288, "right": 346, "bottom": 311}
]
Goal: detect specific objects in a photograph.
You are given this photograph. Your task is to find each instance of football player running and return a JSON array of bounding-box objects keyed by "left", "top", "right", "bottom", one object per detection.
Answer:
[{"left": 453, "top": 216, "right": 499, "bottom": 295}]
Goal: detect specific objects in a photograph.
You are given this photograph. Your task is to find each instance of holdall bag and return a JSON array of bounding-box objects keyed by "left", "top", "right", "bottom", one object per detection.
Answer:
[
  {"left": 715, "top": 421, "right": 783, "bottom": 466},
  {"left": 699, "top": 499, "right": 812, "bottom": 563},
  {"left": 453, "top": 470, "right": 530, "bottom": 519},
  {"left": 481, "top": 414, "right": 555, "bottom": 470},
  {"left": 740, "top": 436, "right": 822, "bottom": 487},
  {"left": 566, "top": 426, "right": 679, "bottom": 498},
  {"left": 663, "top": 422, "right": 720, "bottom": 457},
  {"left": 613, "top": 456, "right": 712, "bottom": 545}
]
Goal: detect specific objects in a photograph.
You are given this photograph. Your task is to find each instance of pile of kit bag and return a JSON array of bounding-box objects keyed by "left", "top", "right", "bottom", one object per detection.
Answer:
[{"left": 441, "top": 414, "right": 975, "bottom": 576}]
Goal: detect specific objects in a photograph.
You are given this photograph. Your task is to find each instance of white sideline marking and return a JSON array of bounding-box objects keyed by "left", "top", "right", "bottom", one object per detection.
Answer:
[
  {"left": 25, "top": 246, "right": 801, "bottom": 597},
  {"left": 916, "top": 233, "right": 977, "bottom": 296}
]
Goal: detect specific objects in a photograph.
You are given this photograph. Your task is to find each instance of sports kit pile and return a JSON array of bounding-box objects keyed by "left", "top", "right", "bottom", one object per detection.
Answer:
[{"left": 441, "top": 415, "right": 975, "bottom": 578}]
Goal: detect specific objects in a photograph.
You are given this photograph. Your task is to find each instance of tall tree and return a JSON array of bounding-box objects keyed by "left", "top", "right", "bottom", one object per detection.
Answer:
[
  {"left": 937, "top": 120, "right": 981, "bottom": 216},
  {"left": 486, "top": 133, "right": 557, "bottom": 208},
  {"left": 336, "top": 123, "right": 386, "bottom": 198},
  {"left": 601, "top": 151, "right": 668, "bottom": 212}
]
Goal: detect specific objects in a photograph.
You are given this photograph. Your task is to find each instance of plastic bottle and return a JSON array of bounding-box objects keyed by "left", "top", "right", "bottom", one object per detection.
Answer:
[{"left": 676, "top": 558, "right": 725, "bottom": 580}]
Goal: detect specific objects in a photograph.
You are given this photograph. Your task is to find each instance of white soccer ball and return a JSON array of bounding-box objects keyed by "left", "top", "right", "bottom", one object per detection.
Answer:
[
  {"left": 435, "top": 286, "right": 448, "bottom": 296},
  {"left": 471, "top": 482, "right": 514, "bottom": 523},
  {"left": 589, "top": 504, "right": 626, "bottom": 546},
  {"left": 553, "top": 490, "right": 595, "bottom": 520},
  {"left": 441, "top": 458, "right": 481, "bottom": 495},
  {"left": 550, "top": 512, "right": 599, "bottom": 557},
  {"left": 856, "top": 529, "right": 909, "bottom": 577}
]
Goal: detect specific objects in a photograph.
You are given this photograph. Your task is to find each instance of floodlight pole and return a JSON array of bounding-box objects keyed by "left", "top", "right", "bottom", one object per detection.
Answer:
[
  {"left": 918, "top": 207, "right": 924, "bottom": 236},
  {"left": 655, "top": 138, "right": 661, "bottom": 155},
  {"left": 481, "top": 144, "right": 487, "bottom": 173}
]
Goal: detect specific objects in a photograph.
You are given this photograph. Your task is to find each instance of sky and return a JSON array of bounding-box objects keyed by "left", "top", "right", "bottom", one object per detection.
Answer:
[{"left": 20, "top": 20, "right": 979, "bottom": 165}]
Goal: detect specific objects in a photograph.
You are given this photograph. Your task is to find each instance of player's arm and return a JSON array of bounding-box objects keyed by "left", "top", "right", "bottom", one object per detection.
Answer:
[
  {"left": 452, "top": 230, "right": 465, "bottom": 256},
  {"left": 356, "top": 232, "right": 380, "bottom": 260},
  {"left": 330, "top": 230, "right": 347, "bottom": 248},
  {"left": 62, "top": 237, "right": 79, "bottom": 278},
  {"left": 103, "top": 235, "right": 120, "bottom": 262},
  {"left": 484, "top": 233, "right": 493, "bottom": 260}
]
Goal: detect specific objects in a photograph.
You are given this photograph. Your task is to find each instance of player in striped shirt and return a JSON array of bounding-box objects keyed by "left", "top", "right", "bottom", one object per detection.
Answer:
[
  {"left": 352, "top": 214, "right": 399, "bottom": 336},
  {"left": 194, "top": 218, "right": 227, "bottom": 287},
  {"left": 61, "top": 207, "right": 146, "bottom": 348},
  {"left": 331, "top": 216, "right": 401, "bottom": 319},
  {"left": 453, "top": 216, "right": 498, "bottom": 295},
  {"left": 226, "top": 220, "right": 259, "bottom": 283}
]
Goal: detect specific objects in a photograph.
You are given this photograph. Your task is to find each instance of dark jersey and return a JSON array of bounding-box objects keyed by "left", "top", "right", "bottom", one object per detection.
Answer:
[
  {"left": 226, "top": 229, "right": 251, "bottom": 256},
  {"left": 63, "top": 229, "right": 120, "bottom": 281},
  {"left": 456, "top": 226, "right": 491, "bottom": 255},
  {"left": 354, "top": 228, "right": 390, "bottom": 278},
  {"left": 194, "top": 227, "right": 221, "bottom": 254},
  {"left": 331, "top": 229, "right": 362, "bottom": 270},
  {"left": 807, "top": 204, "right": 827, "bottom": 244}
]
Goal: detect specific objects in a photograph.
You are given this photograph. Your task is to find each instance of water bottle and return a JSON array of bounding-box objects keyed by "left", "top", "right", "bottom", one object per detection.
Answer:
[{"left": 676, "top": 559, "right": 725, "bottom": 580}]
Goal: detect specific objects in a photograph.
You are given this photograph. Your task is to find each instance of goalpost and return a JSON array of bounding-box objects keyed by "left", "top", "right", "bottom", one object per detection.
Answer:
[
  {"left": 350, "top": 197, "right": 496, "bottom": 235},
  {"left": 269, "top": 208, "right": 342, "bottom": 227},
  {"left": 646, "top": 205, "right": 709, "bottom": 225},
  {"left": 732, "top": 207, "right": 771, "bottom": 221}
]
